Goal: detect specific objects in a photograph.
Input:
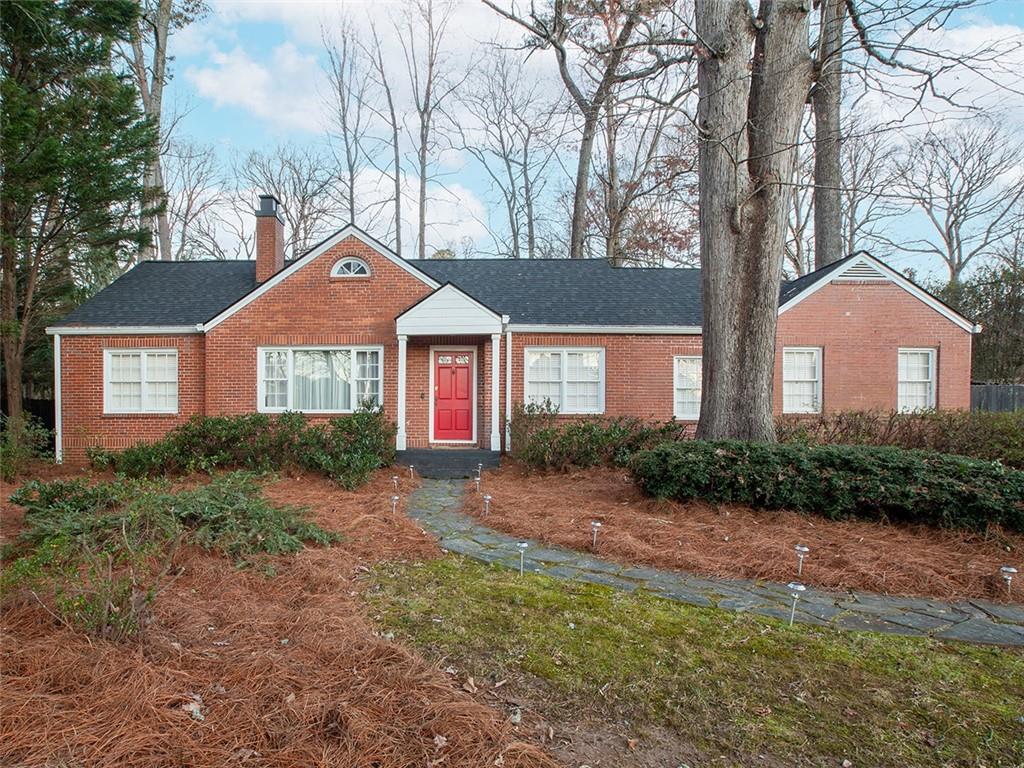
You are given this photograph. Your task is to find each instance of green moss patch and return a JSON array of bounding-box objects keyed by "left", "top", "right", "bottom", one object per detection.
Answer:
[{"left": 367, "top": 556, "right": 1024, "bottom": 767}]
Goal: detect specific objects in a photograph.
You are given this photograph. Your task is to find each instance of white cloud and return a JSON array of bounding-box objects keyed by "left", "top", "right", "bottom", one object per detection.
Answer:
[{"left": 185, "top": 42, "right": 330, "bottom": 133}]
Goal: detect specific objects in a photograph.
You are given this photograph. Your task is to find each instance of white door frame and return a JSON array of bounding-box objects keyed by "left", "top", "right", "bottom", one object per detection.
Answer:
[{"left": 428, "top": 345, "right": 478, "bottom": 445}]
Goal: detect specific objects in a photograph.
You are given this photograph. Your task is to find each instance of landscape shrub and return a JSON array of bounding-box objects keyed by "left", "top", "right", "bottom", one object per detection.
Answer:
[
  {"left": 0, "top": 413, "right": 52, "bottom": 482},
  {"left": 3, "top": 472, "right": 337, "bottom": 640},
  {"left": 88, "top": 409, "right": 396, "bottom": 489},
  {"left": 776, "top": 409, "right": 1024, "bottom": 468},
  {"left": 631, "top": 441, "right": 1024, "bottom": 533},
  {"left": 509, "top": 401, "right": 686, "bottom": 471}
]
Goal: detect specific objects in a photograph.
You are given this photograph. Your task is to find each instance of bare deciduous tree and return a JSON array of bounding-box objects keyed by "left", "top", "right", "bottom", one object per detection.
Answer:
[
  {"left": 839, "top": 118, "right": 900, "bottom": 257},
  {"left": 394, "top": 0, "right": 464, "bottom": 260},
  {"left": 361, "top": 21, "right": 404, "bottom": 255},
  {"left": 810, "top": 0, "right": 848, "bottom": 269},
  {"left": 163, "top": 139, "right": 222, "bottom": 261},
  {"left": 785, "top": 119, "right": 816, "bottom": 277},
  {"left": 234, "top": 146, "right": 339, "bottom": 256},
  {"left": 694, "top": 0, "right": 814, "bottom": 441},
  {"left": 593, "top": 89, "right": 697, "bottom": 266},
  {"left": 484, "top": 0, "right": 693, "bottom": 260},
  {"left": 887, "top": 120, "right": 1024, "bottom": 282},
  {"left": 457, "top": 49, "right": 561, "bottom": 259},
  {"left": 323, "top": 19, "right": 375, "bottom": 225},
  {"left": 123, "top": 0, "right": 208, "bottom": 261}
]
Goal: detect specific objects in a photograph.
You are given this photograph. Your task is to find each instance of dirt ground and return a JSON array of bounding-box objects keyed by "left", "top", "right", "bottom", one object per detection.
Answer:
[
  {"left": 0, "top": 468, "right": 559, "bottom": 768},
  {"left": 465, "top": 462, "right": 1023, "bottom": 603}
]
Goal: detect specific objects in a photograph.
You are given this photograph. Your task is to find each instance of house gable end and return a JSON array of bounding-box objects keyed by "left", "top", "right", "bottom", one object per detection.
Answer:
[
  {"left": 202, "top": 225, "right": 439, "bottom": 332},
  {"left": 778, "top": 252, "right": 978, "bottom": 334},
  {"left": 396, "top": 283, "right": 504, "bottom": 336}
]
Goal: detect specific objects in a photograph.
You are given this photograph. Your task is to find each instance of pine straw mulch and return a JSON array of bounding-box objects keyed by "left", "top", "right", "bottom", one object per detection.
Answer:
[
  {"left": 465, "top": 462, "right": 1023, "bottom": 604},
  {"left": 0, "top": 469, "right": 558, "bottom": 768}
]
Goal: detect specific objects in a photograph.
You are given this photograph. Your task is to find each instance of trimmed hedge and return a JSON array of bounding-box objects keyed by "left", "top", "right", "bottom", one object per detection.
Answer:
[
  {"left": 631, "top": 441, "right": 1024, "bottom": 533},
  {"left": 509, "top": 402, "right": 686, "bottom": 471},
  {"left": 776, "top": 409, "right": 1024, "bottom": 469},
  {"left": 87, "top": 410, "right": 395, "bottom": 490}
]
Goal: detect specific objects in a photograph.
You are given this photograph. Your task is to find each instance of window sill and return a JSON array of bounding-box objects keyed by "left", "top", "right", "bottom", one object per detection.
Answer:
[{"left": 103, "top": 411, "right": 179, "bottom": 417}]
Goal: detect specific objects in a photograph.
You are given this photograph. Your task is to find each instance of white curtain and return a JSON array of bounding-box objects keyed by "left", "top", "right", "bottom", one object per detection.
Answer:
[{"left": 294, "top": 350, "right": 351, "bottom": 410}]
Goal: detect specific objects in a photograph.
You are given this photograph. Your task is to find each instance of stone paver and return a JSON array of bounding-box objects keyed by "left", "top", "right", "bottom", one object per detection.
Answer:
[{"left": 406, "top": 479, "right": 1024, "bottom": 646}]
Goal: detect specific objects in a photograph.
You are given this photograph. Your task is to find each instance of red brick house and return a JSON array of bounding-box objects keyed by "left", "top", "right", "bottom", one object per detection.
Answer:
[{"left": 47, "top": 195, "right": 977, "bottom": 463}]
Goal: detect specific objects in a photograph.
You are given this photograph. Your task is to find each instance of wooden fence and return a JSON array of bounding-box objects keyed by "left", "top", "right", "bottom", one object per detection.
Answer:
[{"left": 971, "top": 384, "right": 1024, "bottom": 412}]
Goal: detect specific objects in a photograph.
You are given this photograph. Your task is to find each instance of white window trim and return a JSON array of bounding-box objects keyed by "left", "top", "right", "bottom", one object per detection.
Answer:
[
  {"left": 782, "top": 346, "right": 823, "bottom": 415},
  {"left": 428, "top": 346, "right": 478, "bottom": 444},
  {"left": 330, "top": 256, "right": 371, "bottom": 278},
  {"left": 257, "top": 345, "right": 385, "bottom": 414},
  {"left": 103, "top": 348, "right": 179, "bottom": 415},
  {"left": 523, "top": 346, "right": 605, "bottom": 415},
  {"left": 673, "top": 355, "right": 702, "bottom": 421},
  {"left": 897, "top": 347, "right": 937, "bottom": 411}
]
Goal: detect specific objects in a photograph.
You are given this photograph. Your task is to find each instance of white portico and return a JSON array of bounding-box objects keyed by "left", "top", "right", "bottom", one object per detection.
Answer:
[{"left": 395, "top": 283, "right": 510, "bottom": 452}]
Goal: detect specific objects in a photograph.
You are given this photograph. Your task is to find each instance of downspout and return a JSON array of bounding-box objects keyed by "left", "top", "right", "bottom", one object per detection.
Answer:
[
  {"left": 505, "top": 327, "right": 512, "bottom": 452},
  {"left": 53, "top": 333, "right": 62, "bottom": 464}
]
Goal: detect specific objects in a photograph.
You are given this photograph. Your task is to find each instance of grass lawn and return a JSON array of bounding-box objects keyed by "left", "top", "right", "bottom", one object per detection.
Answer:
[{"left": 367, "top": 556, "right": 1024, "bottom": 768}]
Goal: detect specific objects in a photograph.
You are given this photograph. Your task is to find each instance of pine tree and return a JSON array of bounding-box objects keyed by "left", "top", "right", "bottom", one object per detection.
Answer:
[{"left": 1, "top": 0, "right": 157, "bottom": 426}]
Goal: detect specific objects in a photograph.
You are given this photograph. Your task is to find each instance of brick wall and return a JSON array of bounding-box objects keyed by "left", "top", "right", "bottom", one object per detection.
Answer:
[
  {"left": 56, "top": 262, "right": 973, "bottom": 461},
  {"left": 59, "top": 334, "right": 205, "bottom": 462},
  {"left": 775, "top": 280, "right": 972, "bottom": 411},
  {"left": 205, "top": 236, "right": 435, "bottom": 421}
]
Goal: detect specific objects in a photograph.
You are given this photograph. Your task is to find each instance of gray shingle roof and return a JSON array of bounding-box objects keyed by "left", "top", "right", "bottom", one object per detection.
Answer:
[
  {"left": 409, "top": 259, "right": 703, "bottom": 325},
  {"left": 54, "top": 260, "right": 261, "bottom": 327},
  {"left": 52, "top": 251, "right": 834, "bottom": 330},
  {"left": 778, "top": 254, "right": 855, "bottom": 305}
]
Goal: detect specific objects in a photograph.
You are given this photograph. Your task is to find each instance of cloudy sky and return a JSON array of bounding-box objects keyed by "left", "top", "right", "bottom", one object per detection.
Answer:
[{"left": 164, "top": 0, "right": 1024, "bottom": 279}]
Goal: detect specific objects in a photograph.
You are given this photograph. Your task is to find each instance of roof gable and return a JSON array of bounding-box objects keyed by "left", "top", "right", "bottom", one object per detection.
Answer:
[
  {"left": 779, "top": 251, "right": 979, "bottom": 333},
  {"left": 202, "top": 224, "right": 439, "bottom": 332},
  {"left": 396, "top": 283, "right": 504, "bottom": 335}
]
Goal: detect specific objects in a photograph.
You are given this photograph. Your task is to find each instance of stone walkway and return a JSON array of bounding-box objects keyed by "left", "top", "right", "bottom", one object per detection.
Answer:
[{"left": 406, "top": 479, "right": 1024, "bottom": 646}]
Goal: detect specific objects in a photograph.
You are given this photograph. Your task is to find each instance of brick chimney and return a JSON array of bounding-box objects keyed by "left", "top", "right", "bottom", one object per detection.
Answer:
[{"left": 255, "top": 193, "right": 285, "bottom": 282}]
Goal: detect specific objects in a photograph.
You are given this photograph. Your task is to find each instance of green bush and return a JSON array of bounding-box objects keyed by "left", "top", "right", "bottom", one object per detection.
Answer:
[
  {"left": 1, "top": 413, "right": 52, "bottom": 482},
  {"left": 3, "top": 472, "right": 338, "bottom": 640},
  {"left": 776, "top": 409, "right": 1024, "bottom": 468},
  {"left": 509, "top": 401, "right": 686, "bottom": 471},
  {"left": 631, "top": 441, "right": 1024, "bottom": 533},
  {"left": 88, "top": 409, "right": 396, "bottom": 489}
]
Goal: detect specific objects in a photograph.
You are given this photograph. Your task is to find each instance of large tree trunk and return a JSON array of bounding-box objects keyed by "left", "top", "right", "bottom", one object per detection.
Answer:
[
  {"left": 392, "top": 122, "right": 403, "bottom": 256},
  {"left": 523, "top": 138, "right": 536, "bottom": 259},
  {"left": 417, "top": 125, "right": 427, "bottom": 259},
  {"left": 696, "top": 0, "right": 813, "bottom": 442},
  {"left": 569, "top": 112, "right": 600, "bottom": 259},
  {"left": 1, "top": 197, "right": 23, "bottom": 422},
  {"left": 812, "top": 0, "right": 846, "bottom": 269}
]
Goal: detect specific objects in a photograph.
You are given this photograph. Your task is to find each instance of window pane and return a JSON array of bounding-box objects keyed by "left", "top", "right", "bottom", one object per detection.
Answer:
[
  {"left": 565, "top": 380, "right": 599, "bottom": 411},
  {"left": 263, "top": 351, "right": 288, "bottom": 409},
  {"left": 354, "top": 350, "right": 381, "bottom": 408},
  {"left": 526, "top": 351, "right": 561, "bottom": 407},
  {"left": 898, "top": 350, "right": 934, "bottom": 411},
  {"left": 674, "top": 357, "right": 701, "bottom": 419},
  {"left": 111, "top": 381, "right": 142, "bottom": 411},
  {"left": 110, "top": 353, "right": 142, "bottom": 383},
  {"left": 782, "top": 349, "right": 820, "bottom": 413},
  {"left": 294, "top": 350, "right": 351, "bottom": 410}
]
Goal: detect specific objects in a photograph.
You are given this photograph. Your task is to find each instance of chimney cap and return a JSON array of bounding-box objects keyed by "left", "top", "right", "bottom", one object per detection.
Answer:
[{"left": 255, "top": 193, "right": 283, "bottom": 218}]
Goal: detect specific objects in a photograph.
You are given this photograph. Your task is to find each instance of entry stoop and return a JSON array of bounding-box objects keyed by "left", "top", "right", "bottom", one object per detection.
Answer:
[{"left": 396, "top": 449, "right": 500, "bottom": 479}]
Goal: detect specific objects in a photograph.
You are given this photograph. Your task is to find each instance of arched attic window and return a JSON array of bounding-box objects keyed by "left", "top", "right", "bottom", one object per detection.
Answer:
[{"left": 330, "top": 257, "right": 371, "bottom": 278}]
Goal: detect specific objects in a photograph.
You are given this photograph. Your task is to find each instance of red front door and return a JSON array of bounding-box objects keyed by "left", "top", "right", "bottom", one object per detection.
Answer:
[{"left": 434, "top": 351, "right": 473, "bottom": 441}]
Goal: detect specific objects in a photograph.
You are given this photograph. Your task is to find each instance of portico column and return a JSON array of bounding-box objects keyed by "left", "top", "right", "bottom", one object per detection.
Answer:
[
  {"left": 490, "top": 333, "right": 501, "bottom": 451},
  {"left": 396, "top": 334, "right": 408, "bottom": 450}
]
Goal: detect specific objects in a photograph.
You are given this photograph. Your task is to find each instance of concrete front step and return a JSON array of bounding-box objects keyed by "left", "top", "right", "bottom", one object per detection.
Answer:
[{"left": 396, "top": 448, "right": 500, "bottom": 479}]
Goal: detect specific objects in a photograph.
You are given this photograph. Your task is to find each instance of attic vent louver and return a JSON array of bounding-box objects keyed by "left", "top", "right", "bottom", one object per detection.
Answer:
[{"left": 835, "top": 260, "right": 888, "bottom": 281}]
